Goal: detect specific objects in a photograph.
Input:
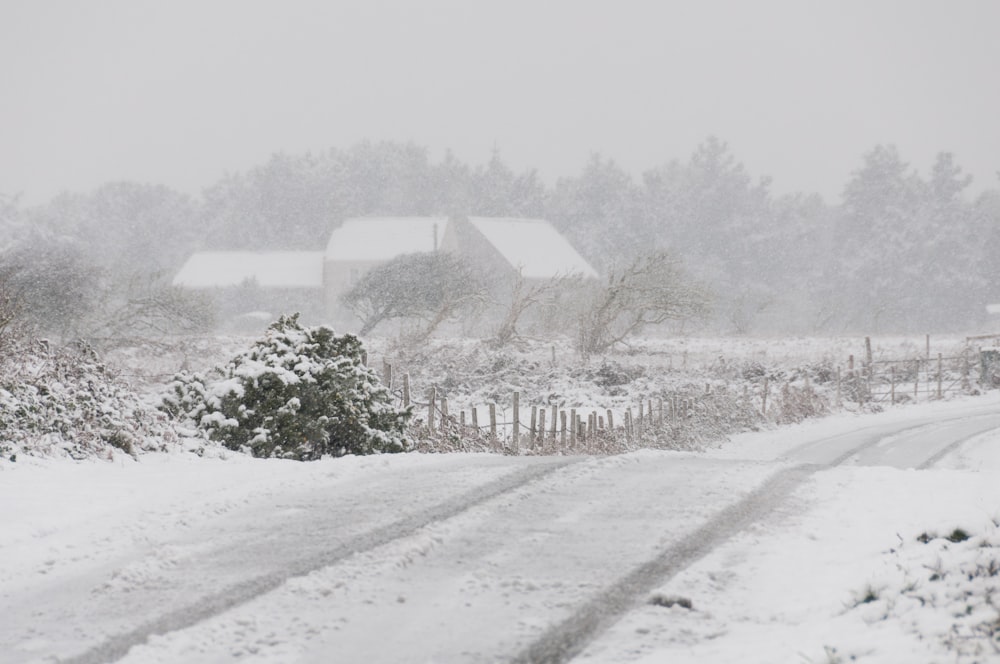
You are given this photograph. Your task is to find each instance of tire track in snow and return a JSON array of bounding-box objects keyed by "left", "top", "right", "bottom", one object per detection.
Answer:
[
  {"left": 784, "top": 416, "right": 993, "bottom": 467},
  {"left": 510, "top": 462, "right": 818, "bottom": 664},
  {"left": 511, "top": 412, "right": 1000, "bottom": 664},
  {"left": 61, "top": 456, "right": 582, "bottom": 664},
  {"left": 916, "top": 416, "right": 1000, "bottom": 469}
]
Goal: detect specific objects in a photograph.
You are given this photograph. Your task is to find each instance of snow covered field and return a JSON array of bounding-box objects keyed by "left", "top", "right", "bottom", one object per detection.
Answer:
[
  {"left": 584, "top": 399, "right": 1000, "bottom": 663},
  {"left": 3, "top": 393, "right": 999, "bottom": 663}
]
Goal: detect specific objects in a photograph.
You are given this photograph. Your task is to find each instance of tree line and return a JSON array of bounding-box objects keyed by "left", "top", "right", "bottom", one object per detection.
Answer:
[{"left": 1, "top": 137, "right": 998, "bottom": 346}]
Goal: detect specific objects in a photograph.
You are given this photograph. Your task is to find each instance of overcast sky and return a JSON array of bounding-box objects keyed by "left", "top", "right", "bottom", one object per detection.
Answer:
[{"left": 2, "top": 0, "right": 998, "bottom": 205}]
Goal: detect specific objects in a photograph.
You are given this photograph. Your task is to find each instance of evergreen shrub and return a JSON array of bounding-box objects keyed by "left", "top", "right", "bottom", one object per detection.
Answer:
[
  {"left": 162, "top": 314, "right": 410, "bottom": 459},
  {"left": 0, "top": 340, "right": 175, "bottom": 459}
]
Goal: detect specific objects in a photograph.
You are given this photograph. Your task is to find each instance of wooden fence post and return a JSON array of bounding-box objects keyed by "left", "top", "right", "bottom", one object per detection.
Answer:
[
  {"left": 428, "top": 386, "right": 436, "bottom": 433},
  {"left": 551, "top": 407, "right": 558, "bottom": 441},
  {"left": 403, "top": 373, "right": 411, "bottom": 407},
  {"left": 570, "top": 408, "right": 577, "bottom": 443},
  {"left": 530, "top": 405, "right": 538, "bottom": 443},
  {"left": 460, "top": 410, "right": 466, "bottom": 429},
  {"left": 383, "top": 361, "right": 393, "bottom": 390},
  {"left": 489, "top": 403, "right": 497, "bottom": 440},
  {"left": 538, "top": 408, "right": 546, "bottom": 447},
  {"left": 865, "top": 336, "right": 873, "bottom": 367},
  {"left": 963, "top": 347, "right": 970, "bottom": 390},
  {"left": 560, "top": 410, "right": 567, "bottom": 445},
  {"left": 606, "top": 409, "right": 614, "bottom": 431},
  {"left": 440, "top": 397, "right": 449, "bottom": 429},
  {"left": 512, "top": 392, "right": 520, "bottom": 447},
  {"left": 926, "top": 358, "right": 932, "bottom": 399},
  {"left": 937, "top": 353, "right": 943, "bottom": 399},
  {"left": 471, "top": 406, "right": 479, "bottom": 430}
]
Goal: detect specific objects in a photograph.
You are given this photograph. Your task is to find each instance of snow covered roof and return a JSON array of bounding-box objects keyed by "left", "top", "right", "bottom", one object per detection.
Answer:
[
  {"left": 468, "top": 217, "right": 598, "bottom": 279},
  {"left": 325, "top": 217, "right": 449, "bottom": 262},
  {"left": 172, "top": 251, "right": 325, "bottom": 289}
]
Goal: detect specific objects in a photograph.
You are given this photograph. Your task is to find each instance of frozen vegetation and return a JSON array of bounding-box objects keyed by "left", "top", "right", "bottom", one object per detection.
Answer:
[
  {"left": 2, "top": 361, "right": 999, "bottom": 662},
  {"left": 161, "top": 314, "right": 409, "bottom": 460},
  {"left": 1, "top": 239, "right": 998, "bottom": 662},
  {"left": 4, "top": 3, "right": 1000, "bottom": 660},
  {"left": 3, "top": 139, "right": 1000, "bottom": 344}
]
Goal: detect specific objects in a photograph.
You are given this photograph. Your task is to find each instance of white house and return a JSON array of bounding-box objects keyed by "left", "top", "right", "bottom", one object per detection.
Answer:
[
  {"left": 174, "top": 217, "right": 596, "bottom": 328},
  {"left": 464, "top": 217, "right": 598, "bottom": 281},
  {"left": 323, "top": 217, "right": 457, "bottom": 316},
  {"left": 173, "top": 251, "right": 325, "bottom": 289},
  {"left": 172, "top": 251, "right": 326, "bottom": 326}
]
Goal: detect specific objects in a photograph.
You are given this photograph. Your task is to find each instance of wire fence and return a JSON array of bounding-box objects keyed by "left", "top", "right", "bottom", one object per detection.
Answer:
[
  {"left": 374, "top": 359, "right": 816, "bottom": 454},
  {"left": 369, "top": 335, "right": 996, "bottom": 454},
  {"left": 861, "top": 352, "right": 972, "bottom": 404}
]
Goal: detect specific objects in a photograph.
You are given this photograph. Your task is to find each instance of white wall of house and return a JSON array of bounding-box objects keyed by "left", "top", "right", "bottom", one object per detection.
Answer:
[
  {"left": 323, "top": 217, "right": 459, "bottom": 321},
  {"left": 174, "top": 217, "right": 595, "bottom": 331}
]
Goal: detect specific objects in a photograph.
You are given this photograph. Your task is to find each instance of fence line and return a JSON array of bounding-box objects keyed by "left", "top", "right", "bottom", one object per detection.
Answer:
[
  {"left": 378, "top": 359, "right": 768, "bottom": 450},
  {"left": 371, "top": 337, "right": 993, "bottom": 451},
  {"left": 852, "top": 337, "right": 981, "bottom": 403}
]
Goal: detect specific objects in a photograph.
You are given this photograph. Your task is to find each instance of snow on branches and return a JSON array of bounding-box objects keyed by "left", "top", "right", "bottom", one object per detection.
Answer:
[
  {"left": 161, "top": 314, "right": 410, "bottom": 460},
  {"left": 0, "top": 340, "right": 176, "bottom": 460}
]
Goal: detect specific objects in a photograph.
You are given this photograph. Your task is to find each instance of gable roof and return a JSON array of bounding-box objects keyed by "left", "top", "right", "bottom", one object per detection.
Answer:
[
  {"left": 172, "top": 251, "right": 324, "bottom": 288},
  {"left": 325, "top": 217, "right": 449, "bottom": 262},
  {"left": 468, "top": 217, "right": 598, "bottom": 279}
]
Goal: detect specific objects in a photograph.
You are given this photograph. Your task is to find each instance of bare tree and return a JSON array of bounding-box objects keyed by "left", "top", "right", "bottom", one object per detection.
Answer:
[
  {"left": 0, "top": 273, "right": 25, "bottom": 349},
  {"left": 576, "top": 251, "right": 709, "bottom": 356},
  {"left": 490, "top": 270, "right": 582, "bottom": 348},
  {"left": 0, "top": 240, "right": 213, "bottom": 348},
  {"left": 341, "top": 252, "right": 486, "bottom": 339},
  {"left": 727, "top": 286, "right": 776, "bottom": 335},
  {"left": 0, "top": 240, "right": 102, "bottom": 342},
  {"left": 83, "top": 272, "right": 216, "bottom": 348}
]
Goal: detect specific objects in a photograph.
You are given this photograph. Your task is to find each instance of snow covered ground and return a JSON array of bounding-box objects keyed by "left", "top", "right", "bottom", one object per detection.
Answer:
[
  {"left": 2, "top": 394, "right": 999, "bottom": 663},
  {"left": 582, "top": 397, "right": 1000, "bottom": 663}
]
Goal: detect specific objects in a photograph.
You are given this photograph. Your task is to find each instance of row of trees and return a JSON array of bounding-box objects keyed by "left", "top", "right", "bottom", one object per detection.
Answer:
[
  {"left": 0, "top": 187, "right": 212, "bottom": 347},
  {"left": 2, "top": 139, "right": 998, "bottom": 347},
  {"left": 337, "top": 249, "right": 709, "bottom": 356}
]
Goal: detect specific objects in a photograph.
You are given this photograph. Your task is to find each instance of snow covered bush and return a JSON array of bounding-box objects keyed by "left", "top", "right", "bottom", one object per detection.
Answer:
[
  {"left": 162, "top": 314, "right": 410, "bottom": 459},
  {"left": 0, "top": 339, "right": 176, "bottom": 460},
  {"left": 840, "top": 522, "right": 1000, "bottom": 661}
]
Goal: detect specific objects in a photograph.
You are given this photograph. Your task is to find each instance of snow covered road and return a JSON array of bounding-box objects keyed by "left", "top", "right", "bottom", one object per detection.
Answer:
[{"left": 3, "top": 396, "right": 1000, "bottom": 663}]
